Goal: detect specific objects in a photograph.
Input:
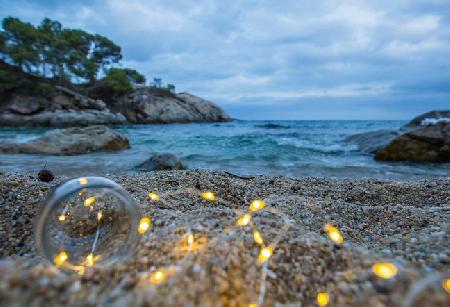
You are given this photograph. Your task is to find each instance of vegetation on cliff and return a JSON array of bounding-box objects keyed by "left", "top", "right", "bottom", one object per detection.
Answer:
[{"left": 0, "top": 16, "right": 173, "bottom": 101}]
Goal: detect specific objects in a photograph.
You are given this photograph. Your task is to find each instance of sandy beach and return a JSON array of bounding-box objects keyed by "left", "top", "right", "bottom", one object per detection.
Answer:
[{"left": 0, "top": 170, "right": 448, "bottom": 306}]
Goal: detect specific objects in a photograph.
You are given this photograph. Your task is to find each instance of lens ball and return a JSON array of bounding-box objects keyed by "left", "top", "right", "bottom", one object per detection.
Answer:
[
  {"left": 35, "top": 177, "right": 139, "bottom": 273},
  {"left": 404, "top": 274, "right": 450, "bottom": 307}
]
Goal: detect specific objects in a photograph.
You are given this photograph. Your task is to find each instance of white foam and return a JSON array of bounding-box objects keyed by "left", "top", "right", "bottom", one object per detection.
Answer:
[{"left": 420, "top": 117, "right": 450, "bottom": 126}]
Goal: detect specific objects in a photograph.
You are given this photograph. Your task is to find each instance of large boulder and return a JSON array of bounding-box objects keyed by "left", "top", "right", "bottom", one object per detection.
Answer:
[
  {"left": 54, "top": 86, "right": 107, "bottom": 110},
  {"left": 375, "top": 122, "right": 450, "bottom": 163},
  {"left": 0, "top": 125, "right": 130, "bottom": 155},
  {"left": 135, "top": 153, "right": 185, "bottom": 171},
  {"left": 344, "top": 130, "right": 399, "bottom": 154},
  {"left": 0, "top": 86, "right": 127, "bottom": 127},
  {"left": 112, "top": 88, "right": 230, "bottom": 124},
  {"left": 7, "top": 96, "right": 44, "bottom": 115},
  {"left": 402, "top": 110, "right": 450, "bottom": 131}
]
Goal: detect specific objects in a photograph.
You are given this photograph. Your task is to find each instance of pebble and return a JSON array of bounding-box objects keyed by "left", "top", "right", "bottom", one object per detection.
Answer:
[{"left": 431, "top": 231, "right": 445, "bottom": 238}]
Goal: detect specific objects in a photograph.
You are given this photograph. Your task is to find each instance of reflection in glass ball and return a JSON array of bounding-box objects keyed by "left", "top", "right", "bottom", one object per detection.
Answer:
[
  {"left": 35, "top": 177, "right": 139, "bottom": 273},
  {"left": 404, "top": 274, "right": 450, "bottom": 307}
]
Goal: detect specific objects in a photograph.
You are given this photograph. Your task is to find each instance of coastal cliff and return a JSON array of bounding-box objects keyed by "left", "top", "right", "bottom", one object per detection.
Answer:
[
  {"left": 0, "top": 61, "right": 230, "bottom": 127},
  {"left": 110, "top": 88, "right": 230, "bottom": 124}
]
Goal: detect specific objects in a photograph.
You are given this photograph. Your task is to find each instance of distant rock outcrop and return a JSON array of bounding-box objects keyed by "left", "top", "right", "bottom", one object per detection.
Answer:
[
  {"left": 0, "top": 125, "right": 129, "bottom": 155},
  {"left": 401, "top": 110, "right": 450, "bottom": 131},
  {"left": 0, "top": 86, "right": 126, "bottom": 127},
  {"left": 135, "top": 153, "right": 185, "bottom": 171},
  {"left": 344, "top": 130, "right": 399, "bottom": 154},
  {"left": 375, "top": 122, "right": 450, "bottom": 163},
  {"left": 112, "top": 88, "right": 230, "bottom": 124}
]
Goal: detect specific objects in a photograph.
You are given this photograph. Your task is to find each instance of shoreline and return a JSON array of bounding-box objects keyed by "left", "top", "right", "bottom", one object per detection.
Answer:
[
  {"left": 0, "top": 170, "right": 449, "bottom": 305},
  {"left": 1, "top": 120, "right": 449, "bottom": 181}
]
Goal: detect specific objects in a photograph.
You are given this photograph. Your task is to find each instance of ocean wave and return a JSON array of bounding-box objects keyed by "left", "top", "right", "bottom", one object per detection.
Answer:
[
  {"left": 2, "top": 120, "right": 446, "bottom": 180},
  {"left": 184, "top": 152, "right": 281, "bottom": 162},
  {"left": 274, "top": 137, "right": 354, "bottom": 154}
]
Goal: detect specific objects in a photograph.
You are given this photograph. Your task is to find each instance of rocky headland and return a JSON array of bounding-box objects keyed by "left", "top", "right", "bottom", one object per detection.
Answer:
[
  {"left": 0, "top": 86, "right": 230, "bottom": 127},
  {"left": 0, "top": 61, "right": 230, "bottom": 127},
  {"left": 112, "top": 88, "right": 230, "bottom": 124}
]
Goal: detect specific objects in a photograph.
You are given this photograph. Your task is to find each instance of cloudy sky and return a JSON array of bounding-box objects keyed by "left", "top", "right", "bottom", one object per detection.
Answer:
[{"left": 1, "top": 0, "right": 450, "bottom": 119}]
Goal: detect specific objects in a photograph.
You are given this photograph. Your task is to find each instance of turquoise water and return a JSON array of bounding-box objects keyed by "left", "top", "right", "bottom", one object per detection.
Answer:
[{"left": 0, "top": 120, "right": 448, "bottom": 179}]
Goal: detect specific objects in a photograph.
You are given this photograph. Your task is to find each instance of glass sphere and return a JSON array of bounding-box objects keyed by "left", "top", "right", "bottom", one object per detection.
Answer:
[
  {"left": 404, "top": 274, "right": 450, "bottom": 307},
  {"left": 35, "top": 177, "right": 139, "bottom": 272}
]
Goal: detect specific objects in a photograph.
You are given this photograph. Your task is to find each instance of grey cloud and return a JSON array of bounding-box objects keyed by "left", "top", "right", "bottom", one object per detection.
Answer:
[{"left": 0, "top": 0, "right": 449, "bottom": 119}]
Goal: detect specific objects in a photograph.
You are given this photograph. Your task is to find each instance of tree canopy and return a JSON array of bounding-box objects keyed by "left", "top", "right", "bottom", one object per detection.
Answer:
[
  {"left": 0, "top": 16, "right": 136, "bottom": 84},
  {"left": 0, "top": 16, "right": 178, "bottom": 98}
]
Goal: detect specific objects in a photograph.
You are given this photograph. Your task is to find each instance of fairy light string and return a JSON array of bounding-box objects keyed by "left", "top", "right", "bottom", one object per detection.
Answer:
[
  {"left": 51, "top": 181, "right": 418, "bottom": 305},
  {"left": 133, "top": 188, "right": 295, "bottom": 305}
]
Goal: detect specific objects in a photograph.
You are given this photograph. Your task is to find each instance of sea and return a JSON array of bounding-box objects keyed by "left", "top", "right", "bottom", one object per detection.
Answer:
[{"left": 0, "top": 120, "right": 448, "bottom": 180}]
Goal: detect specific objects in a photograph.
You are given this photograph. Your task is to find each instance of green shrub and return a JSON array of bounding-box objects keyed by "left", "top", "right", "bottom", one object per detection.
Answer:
[
  {"left": 0, "top": 67, "right": 55, "bottom": 98},
  {"left": 103, "top": 68, "right": 132, "bottom": 95}
]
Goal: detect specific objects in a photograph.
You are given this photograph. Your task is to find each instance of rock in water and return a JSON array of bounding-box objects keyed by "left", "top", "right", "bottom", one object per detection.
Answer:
[
  {"left": 0, "top": 125, "right": 130, "bottom": 155},
  {"left": 344, "top": 130, "right": 399, "bottom": 154},
  {"left": 136, "top": 153, "right": 185, "bottom": 171},
  {"left": 113, "top": 88, "right": 230, "bottom": 124},
  {"left": 401, "top": 110, "right": 450, "bottom": 131},
  {"left": 375, "top": 122, "right": 450, "bottom": 162}
]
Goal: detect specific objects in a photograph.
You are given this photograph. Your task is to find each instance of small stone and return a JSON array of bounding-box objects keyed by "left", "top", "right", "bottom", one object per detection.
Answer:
[{"left": 431, "top": 231, "right": 445, "bottom": 238}]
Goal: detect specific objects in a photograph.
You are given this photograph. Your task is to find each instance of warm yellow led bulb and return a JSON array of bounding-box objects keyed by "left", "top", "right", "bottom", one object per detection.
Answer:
[
  {"left": 138, "top": 217, "right": 152, "bottom": 234},
  {"left": 58, "top": 214, "right": 66, "bottom": 221},
  {"left": 201, "top": 191, "right": 216, "bottom": 201},
  {"left": 150, "top": 270, "right": 166, "bottom": 284},
  {"left": 258, "top": 247, "right": 273, "bottom": 263},
  {"left": 237, "top": 213, "right": 252, "bottom": 226},
  {"left": 253, "top": 230, "right": 264, "bottom": 245},
  {"left": 372, "top": 262, "right": 398, "bottom": 279},
  {"left": 443, "top": 278, "right": 450, "bottom": 293},
  {"left": 97, "top": 211, "right": 103, "bottom": 221},
  {"left": 74, "top": 265, "right": 85, "bottom": 275},
  {"left": 54, "top": 251, "right": 69, "bottom": 267},
  {"left": 317, "top": 292, "right": 330, "bottom": 306},
  {"left": 79, "top": 178, "right": 88, "bottom": 185},
  {"left": 324, "top": 224, "right": 344, "bottom": 244},
  {"left": 84, "top": 196, "right": 95, "bottom": 207},
  {"left": 85, "top": 253, "right": 96, "bottom": 267},
  {"left": 148, "top": 192, "right": 160, "bottom": 201},
  {"left": 250, "top": 200, "right": 265, "bottom": 212},
  {"left": 248, "top": 304, "right": 258, "bottom": 307},
  {"left": 187, "top": 233, "right": 194, "bottom": 245}
]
